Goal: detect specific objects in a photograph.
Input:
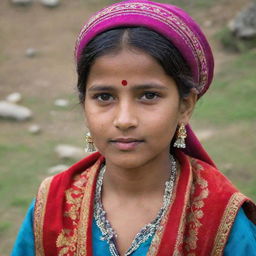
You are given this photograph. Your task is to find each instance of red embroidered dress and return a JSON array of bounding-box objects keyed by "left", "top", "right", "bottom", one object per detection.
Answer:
[{"left": 34, "top": 151, "right": 256, "bottom": 256}]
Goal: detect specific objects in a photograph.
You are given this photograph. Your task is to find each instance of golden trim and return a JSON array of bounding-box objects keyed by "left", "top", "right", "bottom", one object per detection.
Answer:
[
  {"left": 75, "top": 2, "right": 208, "bottom": 92},
  {"left": 173, "top": 160, "right": 193, "bottom": 255},
  {"left": 147, "top": 162, "right": 181, "bottom": 256},
  {"left": 76, "top": 160, "right": 101, "bottom": 256},
  {"left": 184, "top": 160, "right": 209, "bottom": 253},
  {"left": 211, "top": 192, "right": 246, "bottom": 256},
  {"left": 34, "top": 176, "right": 53, "bottom": 256}
]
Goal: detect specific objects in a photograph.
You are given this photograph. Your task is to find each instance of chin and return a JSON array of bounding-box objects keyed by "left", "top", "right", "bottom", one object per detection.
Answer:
[{"left": 103, "top": 151, "right": 156, "bottom": 170}]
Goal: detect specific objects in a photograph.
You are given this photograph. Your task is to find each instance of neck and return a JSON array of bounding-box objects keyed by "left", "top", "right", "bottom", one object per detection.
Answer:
[{"left": 103, "top": 152, "right": 173, "bottom": 199}]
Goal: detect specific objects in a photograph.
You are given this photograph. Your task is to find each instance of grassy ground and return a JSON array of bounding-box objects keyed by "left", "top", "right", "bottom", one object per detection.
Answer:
[
  {"left": 0, "top": 0, "right": 255, "bottom": 255},
  {"left": 191, "top": 49, "right": 256, "bottom": 199}
]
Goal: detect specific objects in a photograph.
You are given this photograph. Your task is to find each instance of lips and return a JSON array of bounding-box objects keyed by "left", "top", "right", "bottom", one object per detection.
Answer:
[{"left": 110, "top": 138, "right": 144, "bottom": 151}]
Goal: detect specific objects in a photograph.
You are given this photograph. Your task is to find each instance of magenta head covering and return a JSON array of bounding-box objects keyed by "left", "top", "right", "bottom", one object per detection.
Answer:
[
  {"left": 75, "top": 0, "right": 214, "bottom": 97},
  {"left": 75, "top": 0, "right": 216, "bottom": 167}
]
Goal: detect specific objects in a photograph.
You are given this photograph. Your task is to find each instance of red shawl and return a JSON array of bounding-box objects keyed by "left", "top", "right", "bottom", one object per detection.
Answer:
[{"left": 34, "top": 151, "right": 256, "bottom": 256}]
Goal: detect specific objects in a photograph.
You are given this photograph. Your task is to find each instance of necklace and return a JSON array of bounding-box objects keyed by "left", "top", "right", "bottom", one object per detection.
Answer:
[{"left": 94, "top": 155, "right": 177, "bottom": 256}]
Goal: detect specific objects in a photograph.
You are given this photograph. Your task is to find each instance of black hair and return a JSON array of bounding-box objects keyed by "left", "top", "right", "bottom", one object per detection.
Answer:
[{"left": 77, "top": 27, "right": 195, "bottom": 103}]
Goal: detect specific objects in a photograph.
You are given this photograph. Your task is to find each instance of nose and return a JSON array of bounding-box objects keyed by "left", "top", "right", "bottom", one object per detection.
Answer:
[{"left": 113, "top": 100, "right": 138, "bottom": 131}]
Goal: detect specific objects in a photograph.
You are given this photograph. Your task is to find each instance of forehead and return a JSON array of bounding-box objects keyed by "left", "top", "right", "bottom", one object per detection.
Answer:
[{"left": 87, "top": 48, "right": 171, "bottom": 87}]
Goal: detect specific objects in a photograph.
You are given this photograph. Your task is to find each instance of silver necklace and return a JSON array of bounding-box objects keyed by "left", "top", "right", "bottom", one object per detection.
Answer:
[{"left": 94, "top": 155, "right": 177, "bottom": 256}]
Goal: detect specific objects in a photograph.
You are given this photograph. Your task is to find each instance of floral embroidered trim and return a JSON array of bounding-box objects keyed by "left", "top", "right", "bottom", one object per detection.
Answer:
[
  {"left": 173, "top": 161, "right": 193, "bottom": 255},
  {"left": 76, "top": 162, "right": 100, "bottom": 256},
  {"left": 94, "top": 155, "right": 177, "bottom": 256},
  {"left": 184, "top": 159, "right": 209, "bottom": 253},
  {"left": 34, "top": 176, "right": 53, "bottom": 256},
  {"left": 55, "top": 160, "right": 101, "bottom": 256},
  {"left": 75, "top": 2, "right": 208, "bottom": 92},
  {"left": 147, "top": 164, "right": 181, "bottom": 256},
  {"left": 211, "top": 192, "right": 246, "bottom": 256}
]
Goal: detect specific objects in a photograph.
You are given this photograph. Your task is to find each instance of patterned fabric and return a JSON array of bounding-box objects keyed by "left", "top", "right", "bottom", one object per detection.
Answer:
[
  {"left": 32, "top": 151, "right": 256, "bottom": 256},
  {"left": 75, "top": 0, "right": 214, "bottom": 98},
  {"left": 11, "top": 201, "right": 256, "bottom": 256}
]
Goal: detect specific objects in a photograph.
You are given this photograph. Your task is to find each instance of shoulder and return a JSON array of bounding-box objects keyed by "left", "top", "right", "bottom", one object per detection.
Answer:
[
  {"left": 37, "top": 152, "right": 104, "bottom": 195},
  {"left": 224, "top": 208, "right": 256, "bottom": 255}
]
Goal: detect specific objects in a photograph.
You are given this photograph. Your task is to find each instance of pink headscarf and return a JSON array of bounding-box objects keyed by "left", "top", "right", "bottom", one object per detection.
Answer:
[{"left": 75, "top": 0, "right": 216, "bottom": 167}]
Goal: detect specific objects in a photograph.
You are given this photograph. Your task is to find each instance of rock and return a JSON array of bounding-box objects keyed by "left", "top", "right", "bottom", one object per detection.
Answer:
[
  {"left": 196, "top": 129, "right": 214, "bottom": 141},
  {"left": 11, "top": 0, "right": 33, "bottom": 5},
  {"left": 228, "top": 3, "right": 256, "bottom": 38},
  {"left": 55, "top": 144, "right": 84, "bottom": 160},
  {"left": 0, "top": 101, "right": 32, "bottom": 121},
  {"left": 47, "top": 164, "right": 69, "bottom": 174},
  {"left": 28, "top": 124, "right": 41, "bottom": 134},
  {"left": 40, "top": 0, "right": 60, "bottom": 8},
  {"left": 54, "top": 99, "right": 69, "bottom": 107},
  {"left": 6, "top": 92, "right": 22, "bottom": 103},
  {"left": 25, "top": 48, "right": 37, "bottom": 58},
  {"left": 203, "top": 20, "right": 213, "bottom": 28}
]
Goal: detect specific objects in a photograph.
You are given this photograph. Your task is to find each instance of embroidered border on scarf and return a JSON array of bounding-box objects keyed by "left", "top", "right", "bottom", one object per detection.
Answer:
[
  {"left": 147, "top": 164, "right": 181, "bottom": 256},
  {"left": 34, "top": 176, "right": 53, "bottom": 256},
  {"left": 183, "top": 159, "right": 209, "bottom": 255},
  {"left": 75, "top": 2, "right": 208, "bottom": 93},
  {"left": 77, "top": 161, "right": 99, "bottom": 256},
  {"left": 211, "top": 192, "right": 247, "bottom": 256},
  {"left": 55, "top": 160, "right": 101, "bottom": 256},
  {"left": 173, "top": 161, "right": 193, "bottom": 255},
  {"left": 55, "top": 175, "right": 87, "bottom": 256}
]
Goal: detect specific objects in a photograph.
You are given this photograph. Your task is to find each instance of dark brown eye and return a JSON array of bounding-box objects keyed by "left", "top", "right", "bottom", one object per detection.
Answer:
[
  {"left": 97, "top": 93, "right": 113, "bottom": 101},
  {"left": 142, "top": 92, "right": 158, "bottom": 100}
]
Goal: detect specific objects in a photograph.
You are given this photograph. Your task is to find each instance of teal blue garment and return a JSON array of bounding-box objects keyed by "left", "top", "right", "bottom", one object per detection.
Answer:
[
  {"left": 11, "top": 199, "right": 35, "bottom": 256},
  {"left": 92, "top": 218, "right": 153, "bottom": 256},
  {"left": 11, "top": 200, "right": 256, "bottom": 256},
  {"left": 224, "top": 207, "right": 256, "bottom": 255}
]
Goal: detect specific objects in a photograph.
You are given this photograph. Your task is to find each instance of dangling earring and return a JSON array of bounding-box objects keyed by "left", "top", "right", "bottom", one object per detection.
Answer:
[
  {"left": 84, "top": 132, "right": 96, "bottom": 152},
  {"left": 173, "top": 123, "right": 187, "bottom": 149}
]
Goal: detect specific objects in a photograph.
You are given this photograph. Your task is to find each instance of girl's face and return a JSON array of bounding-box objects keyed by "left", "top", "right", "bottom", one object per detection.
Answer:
[{"left": 84, "top": 48, "right": 195, "bottom": 169}]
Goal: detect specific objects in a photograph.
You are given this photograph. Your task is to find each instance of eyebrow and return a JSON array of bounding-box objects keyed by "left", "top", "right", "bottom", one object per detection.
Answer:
[{"left": 87, "top": 83, "right": 168, "bottom": 92}]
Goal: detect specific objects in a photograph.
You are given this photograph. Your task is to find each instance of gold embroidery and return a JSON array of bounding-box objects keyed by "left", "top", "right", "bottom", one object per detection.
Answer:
[
  {"left": 77, "top": 161, "right": 100, "bottom": 256},
  {"left": 55, "top": 172, "right": 89, "bottom": 255},
  {"left": 173, "top": 161, "right": 194, "bottom": 256},
  {"left": 185, "top": 159, "right": 209, "bottom": 253},
  {"left": 34, "top": 176, "right": 53, "bottom": 256},
  {"left": 211, "top": 192, "right": 246, "bottom": 256},
  {"left": 56, "top": 159, "right": 101, "bottom": 256},
  {"left": 147, "top": 165, "right": 182, "bottom": 256},
  {"left": 75, "top": 2, "right": 208, "bottom": 92}
]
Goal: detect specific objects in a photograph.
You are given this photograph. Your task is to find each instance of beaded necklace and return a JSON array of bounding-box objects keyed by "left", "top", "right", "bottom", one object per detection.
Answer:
[{"left": 94, "top": 155, "right": 177, "bottom": 256}]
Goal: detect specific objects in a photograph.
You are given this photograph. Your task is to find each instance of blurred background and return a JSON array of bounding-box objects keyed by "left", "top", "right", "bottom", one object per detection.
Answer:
[{"left": 0, "top": 0, "right": 256, "bottom": 254}]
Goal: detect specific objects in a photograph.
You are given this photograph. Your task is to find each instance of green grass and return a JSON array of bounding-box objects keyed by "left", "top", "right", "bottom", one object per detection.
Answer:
[
  {"left": 193, "top": 50, "right": 256, "bottom": 125},
  {"left": 191, "top": 49, "right": 256, "bottom": 201}
]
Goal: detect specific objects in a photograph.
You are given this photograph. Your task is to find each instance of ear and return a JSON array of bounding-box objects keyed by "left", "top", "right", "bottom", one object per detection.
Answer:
[{"left": 178, "top": 90, "right": 197, "bottom": 125}]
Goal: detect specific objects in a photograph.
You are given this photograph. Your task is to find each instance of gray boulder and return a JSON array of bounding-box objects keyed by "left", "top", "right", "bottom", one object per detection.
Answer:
[
  {"left": 229, "top": 3, "right": 256, "bottom": 38},
  {"left": 47, "top": 165, "right": 69, "bottom": 174},
  {"left": 6, "top": 92, "right": 22, "bottom": 103},
  {"left": 40, "top": 0, "right": 60, "bottom": 8},
  {"left": 0, "top": 101, "right": 32, "bottom": 121},
  {"left": 11, "top": 0, "right": 33, "bottom": 5},
  {"left": 55, "top": 144, "right": 84, "bottom": 160}
]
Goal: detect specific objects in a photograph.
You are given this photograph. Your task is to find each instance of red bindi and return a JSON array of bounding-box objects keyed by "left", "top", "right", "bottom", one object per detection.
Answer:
[{"left": 121, "top": 80, "right": 128, "bottom": 86}]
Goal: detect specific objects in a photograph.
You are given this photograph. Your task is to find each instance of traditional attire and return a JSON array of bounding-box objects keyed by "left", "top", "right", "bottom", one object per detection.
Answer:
[{"left": 12, "top": 0, "right": 256, "bottom": 255}]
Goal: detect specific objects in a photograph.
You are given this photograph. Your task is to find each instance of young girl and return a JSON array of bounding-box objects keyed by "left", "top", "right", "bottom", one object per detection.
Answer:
[{"left": 12, "top": 1, "right": 256, "bottom": 255}]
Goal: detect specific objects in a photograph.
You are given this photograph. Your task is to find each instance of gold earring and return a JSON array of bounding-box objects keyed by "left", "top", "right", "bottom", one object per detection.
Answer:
[
  {"left": 84, "top": 132, "right": 96, "bottom": 152},
  {"left": 173, "top": 123, "right": 187, "bottom": 149}
]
